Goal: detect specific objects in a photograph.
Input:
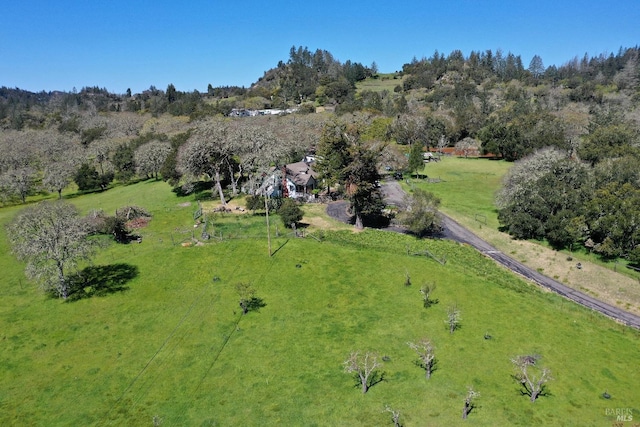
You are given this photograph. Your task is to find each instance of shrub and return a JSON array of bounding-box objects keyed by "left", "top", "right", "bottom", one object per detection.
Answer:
[
  {"left": 245, "top": 195, "right": 264, "bottom": 212},
  {"left": 277, "top": 198, "right": 303, "bottom": 228}
]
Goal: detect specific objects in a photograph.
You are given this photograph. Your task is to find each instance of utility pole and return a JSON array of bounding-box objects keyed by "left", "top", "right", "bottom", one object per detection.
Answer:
[{"left": 265, "top": 194, "right": 271, "bottom": 257}]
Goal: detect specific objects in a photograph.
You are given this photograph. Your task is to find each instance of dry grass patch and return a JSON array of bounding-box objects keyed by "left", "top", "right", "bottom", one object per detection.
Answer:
[
  {"left": 302, "top": 204, "right": 351, "bottom": 232},
  {"left": 446, "top": 209, "right": 640, "bottom": 315},
  {"left": 141, "top": 115, "right": 192, "bottom": 135},
  {"left": 201, "top": 198, "right": 248, "bottom": 214}
]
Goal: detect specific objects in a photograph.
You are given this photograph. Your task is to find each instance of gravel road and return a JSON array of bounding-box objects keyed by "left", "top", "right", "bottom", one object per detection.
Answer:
[{"left": 327, "top": 179, "right": 640, "bottom": 330}]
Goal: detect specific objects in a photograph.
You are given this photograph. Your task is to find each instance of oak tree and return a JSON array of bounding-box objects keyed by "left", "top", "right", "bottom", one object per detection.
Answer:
[
  {"left": 6, "top": 201, "right": 96, "bottom": 299},
  {"left": 178, "top": 118, "right": 230, "bottom": 205},
  {"left": 135, "top": 140, "right": 172, "bottom": 180}
]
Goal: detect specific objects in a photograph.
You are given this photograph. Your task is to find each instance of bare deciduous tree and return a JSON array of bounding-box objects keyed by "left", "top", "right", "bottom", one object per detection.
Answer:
[
  {"left": 178, "top": 118, "right": 230, "bottom": 205},
  {"left": 455, "top": 137, "right": 480, "bottom": 158},
  {"left": 343, "top": 351, "right": 383, "bottom": 393},
  {"left": 511, "top": 354, "right": 553, "bottom": 402},
  {"left": 229, "top": 123, "right": 283, "bottom": 196},
  {"left": 135, "top": 140, "right": 172, "bottom": 179},
  {"left": 407, "top": 337, "right": 435, "bottom": 379},
  {"left": 446, "top": 304, "right": 461, "bottom": 334},
  {"left": 380, "top": 143, "right": 409, "bottom": 174},
  {"left": 437, "top": 135, "right": 449, "bottom": 159},
  {"left": 43, "top": 161, "right": 76, "bottom": 199},
  {"left": 0, "top": 166, "right": 37, "bottom": 203},
  {"left": 383, "top": 405, "right": 401, "bottom": 427},
  {"left": 391, "top": 114, "right": 426, "bottom": 146},
  {"left": 462, "top": 386, "right": 479, "bottom": 419},
  {"left": 6, "top": 200, "right": 96, "bottom": 299}
]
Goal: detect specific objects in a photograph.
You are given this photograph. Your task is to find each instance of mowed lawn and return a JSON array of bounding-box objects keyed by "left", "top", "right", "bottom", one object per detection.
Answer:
[{"left": 1, "top": 181, "right": 639, "bottom": 426}]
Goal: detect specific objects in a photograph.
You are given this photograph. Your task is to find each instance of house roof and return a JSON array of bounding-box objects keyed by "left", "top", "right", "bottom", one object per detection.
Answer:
[{"left": 286, "top": 161, "right": 317, "bottom": 187}]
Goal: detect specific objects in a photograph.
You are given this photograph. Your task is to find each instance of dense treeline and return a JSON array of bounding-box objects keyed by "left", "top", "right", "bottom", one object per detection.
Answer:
[
  {"left": 497, "top": 130, "right": 640, "bottom": 264},
  {"left": 0, "top": 45, "right": 376, "bottom": 128},
  {"left": 1, "top": 44, "right": 640, "bottom": 261}
]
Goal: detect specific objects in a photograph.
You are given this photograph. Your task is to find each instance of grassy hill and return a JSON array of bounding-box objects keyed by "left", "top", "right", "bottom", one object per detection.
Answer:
[{"left": 1, "top": 181, "right": 639, "bottom": 426}]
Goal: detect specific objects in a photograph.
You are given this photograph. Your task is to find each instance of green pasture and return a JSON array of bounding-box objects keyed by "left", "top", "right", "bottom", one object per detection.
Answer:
[
  {"left": 408, "top": 156, "right": 511, "bottom": 231},
  {"left": 1, "top": 180, "right": 639, "bottom": 426},
  {"left": 356, "top": 74, "right": 405, "bottom": 93},
  {"left": 410, "top": 156, "right": 640, "bottom": 279}
]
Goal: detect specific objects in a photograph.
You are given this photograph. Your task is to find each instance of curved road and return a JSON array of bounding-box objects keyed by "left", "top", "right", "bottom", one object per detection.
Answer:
[{"left": 327, "top": 180, "right": 640, "bottom": 330}]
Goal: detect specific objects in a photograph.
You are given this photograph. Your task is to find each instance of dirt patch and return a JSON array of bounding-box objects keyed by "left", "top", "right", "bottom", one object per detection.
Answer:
[
  {"left": 126, "top": 217, "right": 151, "bottom": 229},
  {"left": 177, "top": 202, "right": 192, "bottom": 207},
  {"left": 202, "top": 199, "right": 248, "bottom": 214},
  {"left": 303, "top": 203, "right": 352, "bottom": 232}
]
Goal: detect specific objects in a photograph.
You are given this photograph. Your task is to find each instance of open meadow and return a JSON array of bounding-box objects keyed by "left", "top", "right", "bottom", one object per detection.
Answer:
[
  {"left": 411, "top": 157, "right": 640, "bottom": 316},
  {"left": 356, "top": 73, "right": 406, "bottom": 93},
  {"left": 1, "top": 180, "right": 639, "bottom": 426}
]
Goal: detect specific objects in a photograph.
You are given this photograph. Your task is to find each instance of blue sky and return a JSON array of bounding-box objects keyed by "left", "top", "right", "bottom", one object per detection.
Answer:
[{"left": 1, "top": 0, "right": 638, "bottom": 94}]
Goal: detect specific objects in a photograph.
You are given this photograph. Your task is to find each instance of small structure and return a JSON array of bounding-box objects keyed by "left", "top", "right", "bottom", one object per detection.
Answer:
[{"left": 258, "top": 158, "right": 318, "bottom": 199}]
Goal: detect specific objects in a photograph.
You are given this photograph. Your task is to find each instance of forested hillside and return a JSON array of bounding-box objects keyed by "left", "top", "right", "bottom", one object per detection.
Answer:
[{"left": 1, "top": 45, "right": 640, "bottom": 261}]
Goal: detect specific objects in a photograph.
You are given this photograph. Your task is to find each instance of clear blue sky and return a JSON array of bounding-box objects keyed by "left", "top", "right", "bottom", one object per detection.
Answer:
[{"left": 1, "top": 0, "right": 638, "bottom": 94}]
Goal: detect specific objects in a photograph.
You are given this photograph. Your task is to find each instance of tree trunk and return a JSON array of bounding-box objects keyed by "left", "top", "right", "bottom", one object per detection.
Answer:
[
  {"left": 228, "top": 163, "right": 238, "bottom": 196},
  {"left": 462, "top": 402, "right": 469, "bottom": 419},
  {"left": 213, "top": 169, "right": 226, "bottom": 205},
  {"left": 355, "top": 213, "right": 363, "bottom": 230},
  {"left": 57, "top": 262, "right": 67, "bottom": 299},
  {"left": 530, "top": 390, "right": 539, "bottom": 402}
]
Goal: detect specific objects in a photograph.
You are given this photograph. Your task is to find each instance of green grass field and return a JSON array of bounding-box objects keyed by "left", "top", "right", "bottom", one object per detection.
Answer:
[
  {"left": 410, "top": 156, "right": 640, "bottom": 308},
  {"left": 408, "top": 157, "right": 511, "bottom": 231},
  {"left": 1, "top": 180, "right": 639, "bottom": 426},
  {"left": 356, "top": 74, "right": 406, "bottom": 93}
]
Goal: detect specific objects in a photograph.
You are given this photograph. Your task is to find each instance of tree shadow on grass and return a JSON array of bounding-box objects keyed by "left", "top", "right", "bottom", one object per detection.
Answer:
[
  {"left": 66, "top": 263, "right": 138, "bottom": 301},
  {"left": 349, "top": 213, "right": 391, "bottom": 229},
  {"left": 241, "top": 297, "right": 267, "bottom": 314},
  {"left": 412, "top": 357, "right": 438, "bottom": 377},
  {"left": 512, "top": 376, "right": 553, "bottom": 401},
  {"left": 368, "top": 370, "right": 386, "bottom": 390},
  {"left": 172, "top": 181, "right": 211, "bottom": 197},
  {"left": 350, "top": 371, "right": 386, "bottom": 393}
]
